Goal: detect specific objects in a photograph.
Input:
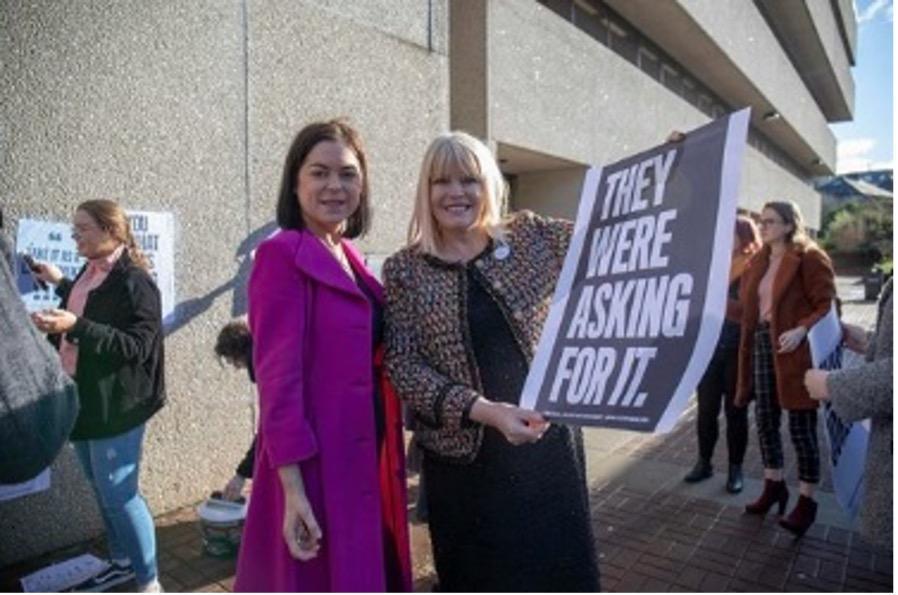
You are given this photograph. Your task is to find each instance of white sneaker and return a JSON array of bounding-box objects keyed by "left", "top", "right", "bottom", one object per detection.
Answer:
[
  {"left": 68, "top": 561, "right": 135, "bottom": 592},
  {"left": 138, "top": 579, "right": 164, "bottom": 593}
]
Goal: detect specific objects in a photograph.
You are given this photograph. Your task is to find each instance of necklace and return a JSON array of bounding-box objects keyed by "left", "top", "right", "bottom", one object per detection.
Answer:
[{"left": 317, "top": 236, "right": 355, "bottom": 280}]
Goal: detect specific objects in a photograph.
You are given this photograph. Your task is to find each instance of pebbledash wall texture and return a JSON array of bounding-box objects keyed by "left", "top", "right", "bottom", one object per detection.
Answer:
[{"left": 0, "top": 0, "right": 854, "bottom": 563}]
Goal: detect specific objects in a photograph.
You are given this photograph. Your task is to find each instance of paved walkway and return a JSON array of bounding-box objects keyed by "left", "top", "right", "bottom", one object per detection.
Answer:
[{"left": 1, "top": 277, "right": 891, "bottom": 592}]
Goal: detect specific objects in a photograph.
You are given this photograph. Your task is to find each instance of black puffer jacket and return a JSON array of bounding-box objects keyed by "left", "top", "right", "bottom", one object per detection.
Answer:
[{"left": 53, "top": 251, "right": 165, "bottom": 439}]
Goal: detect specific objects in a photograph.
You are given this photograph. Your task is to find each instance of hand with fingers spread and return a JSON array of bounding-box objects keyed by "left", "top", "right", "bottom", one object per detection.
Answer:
[
  {"left": 469, "top": 398, "right": 549, "bottom": 445},
  {"left": 777, "top": 326, "right": 807, "bottom": 353}
]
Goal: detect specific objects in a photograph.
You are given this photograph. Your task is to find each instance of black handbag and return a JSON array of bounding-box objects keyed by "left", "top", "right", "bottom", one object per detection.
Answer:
[{"left": 0, "top": 234, "right": 79, "bottom": 484}]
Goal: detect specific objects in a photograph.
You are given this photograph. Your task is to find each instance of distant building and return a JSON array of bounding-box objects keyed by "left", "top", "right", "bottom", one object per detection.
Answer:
[{"left": 816, "top": 169, "right": 894, "bottom": 210}]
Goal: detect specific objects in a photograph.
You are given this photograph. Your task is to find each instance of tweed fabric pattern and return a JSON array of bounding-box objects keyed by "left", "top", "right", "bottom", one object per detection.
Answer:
[
  {"left": 827, "top": 279, "right": 893, "bottom": 547},
  {"left": 753, "top": 325, "right": 820, "bottom": 482},
  {"left": 383, "top": 211, "right": 572, "bottom": 462}
]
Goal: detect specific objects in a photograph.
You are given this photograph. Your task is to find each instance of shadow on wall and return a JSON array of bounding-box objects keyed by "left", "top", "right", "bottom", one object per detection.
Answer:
[{"left": 164, "top": 222, "right": 278, "bottom": 337}]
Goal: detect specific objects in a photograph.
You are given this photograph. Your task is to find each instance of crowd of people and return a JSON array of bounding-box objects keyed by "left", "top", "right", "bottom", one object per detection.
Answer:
[{"left": 0, "top": 117, "right": 891, "bottom": 593}]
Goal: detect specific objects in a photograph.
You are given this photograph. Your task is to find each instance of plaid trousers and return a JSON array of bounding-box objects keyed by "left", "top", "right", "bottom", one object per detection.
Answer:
[{"left": 752, "top": 324, "right": 820, "bottom": 483}]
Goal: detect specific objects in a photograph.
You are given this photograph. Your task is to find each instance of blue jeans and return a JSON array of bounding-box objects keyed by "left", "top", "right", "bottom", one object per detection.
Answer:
[{"left": 73, "top": 424, "right": 157, "bottom": 585}]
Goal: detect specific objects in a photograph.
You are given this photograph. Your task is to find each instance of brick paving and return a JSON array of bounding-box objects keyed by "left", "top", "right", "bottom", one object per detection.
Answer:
[{"left": 1, "top": 276, "right": 891, "bottom": 592}]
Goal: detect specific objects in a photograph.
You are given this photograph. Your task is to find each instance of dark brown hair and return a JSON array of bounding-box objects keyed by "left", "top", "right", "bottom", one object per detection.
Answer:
[
  {"left": 275, "top": 119, "right": 371, "bottom": 238},
  {"left": 214, "top": 317, "right": 252, "bottom": 366},
  {"left": 76, "top": 199, "right": 151, "bottom": 271}
]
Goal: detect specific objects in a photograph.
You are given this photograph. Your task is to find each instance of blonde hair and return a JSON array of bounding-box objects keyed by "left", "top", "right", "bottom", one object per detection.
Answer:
[
  {"left": 762, "top": 200, "right": 815, "bottom": 248},
  {"left": 76, "top": 199, "right": 151, "bottom": 271},
  {"left": 407, "top": 131, "right": 507, "bottom": 256}
]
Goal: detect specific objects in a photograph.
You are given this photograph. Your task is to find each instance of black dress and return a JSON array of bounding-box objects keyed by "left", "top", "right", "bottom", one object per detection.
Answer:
[{"left": 423, "top": 267, "right": 600, "bottom": 592}]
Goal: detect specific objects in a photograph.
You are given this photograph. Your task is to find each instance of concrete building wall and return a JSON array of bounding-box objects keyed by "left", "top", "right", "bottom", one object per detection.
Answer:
[
  {"left": 512, "top": 167, "right": 588, "bottom": 219},
  {"left": 0, "top": 0, "right": 447, "bottom": 564},
  {"left": 666, "top": 0, "right": 837, "bottom": 171},
  {"left": 485, "top": 0, "right": 822, "bottom": 227},
  {"left": 805, "top": 0, "right": 855, "bottom": 115}
]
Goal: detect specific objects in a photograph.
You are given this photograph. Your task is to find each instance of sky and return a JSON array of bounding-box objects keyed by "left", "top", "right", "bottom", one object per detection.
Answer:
[{"left": 830, "top": 0, "right": 894, "bottom": 174}]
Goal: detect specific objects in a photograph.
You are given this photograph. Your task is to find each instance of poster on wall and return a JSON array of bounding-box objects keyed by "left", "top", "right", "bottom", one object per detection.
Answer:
[
  {"left": 126, "top": 210, "right": 176, "bottom": 324},
  {"left": 520, "top": 109, "right": 750, "bottom": 433},
  {"left": 15, "top": 211, "right": 175, "bottom": 323}
]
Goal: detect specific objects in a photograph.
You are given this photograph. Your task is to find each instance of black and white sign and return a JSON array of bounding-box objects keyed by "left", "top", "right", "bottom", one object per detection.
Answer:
[{"left": 521, "top": 109, "right": 750, "bottom": 432}]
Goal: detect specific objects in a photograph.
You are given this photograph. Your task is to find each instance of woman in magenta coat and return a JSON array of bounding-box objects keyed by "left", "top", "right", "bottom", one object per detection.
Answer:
[{"left": 234, "top": 119, "right": 411, "bottom": 592}]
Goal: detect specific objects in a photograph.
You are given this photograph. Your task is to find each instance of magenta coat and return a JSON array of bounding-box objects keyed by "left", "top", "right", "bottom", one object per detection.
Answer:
[{"left": 234, "top": 229, "right": 410, "bottom": 592}]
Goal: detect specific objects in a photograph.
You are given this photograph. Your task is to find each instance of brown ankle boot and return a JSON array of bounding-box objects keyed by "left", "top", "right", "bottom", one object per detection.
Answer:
[
  {"left": 779, "top": 494, "right": 817, "bottom": 537},
  {"left": 744, "top": 479, "right": 789, "bottom": 515}
]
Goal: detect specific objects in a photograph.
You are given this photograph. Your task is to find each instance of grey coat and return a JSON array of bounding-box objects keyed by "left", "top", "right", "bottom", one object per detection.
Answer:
[
  {"left": 0, "top": 234, "right": 79, "bottom": 482},
  {"left": 827, "top": 278, "right": 893, "bottom": 548}
]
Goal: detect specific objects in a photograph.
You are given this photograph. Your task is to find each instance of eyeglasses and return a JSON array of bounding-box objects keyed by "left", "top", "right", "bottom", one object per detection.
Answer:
[{"left": 758, "top": 218, "right": 782, "bottom": 227}]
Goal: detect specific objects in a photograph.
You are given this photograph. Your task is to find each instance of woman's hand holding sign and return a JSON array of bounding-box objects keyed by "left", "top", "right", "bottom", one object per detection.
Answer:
[{"left": 470, "top": 398, "right": 549, "bottom": 445}]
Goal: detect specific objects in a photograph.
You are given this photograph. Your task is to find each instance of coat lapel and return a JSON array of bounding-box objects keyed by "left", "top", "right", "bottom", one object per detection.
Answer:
[
  {"left": 293, "top": 231, "right": 362, "bottom": 299},
  {"left": 344, "top": 241, "right": 383, "bottom": 305}
]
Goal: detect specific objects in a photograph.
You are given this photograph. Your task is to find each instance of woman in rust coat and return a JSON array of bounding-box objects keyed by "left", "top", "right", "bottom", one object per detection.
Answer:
[{"left": 734, "top": 201, "right": 836, "bottom": 536}]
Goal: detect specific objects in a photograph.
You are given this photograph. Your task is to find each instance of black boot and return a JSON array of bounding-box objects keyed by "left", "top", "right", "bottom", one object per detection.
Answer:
[
  {"left": 726, "top": 464, "right": 743, "bottom": 493},
  {"left": 684, "top": 459, "right": 713, "bottom": 483}
]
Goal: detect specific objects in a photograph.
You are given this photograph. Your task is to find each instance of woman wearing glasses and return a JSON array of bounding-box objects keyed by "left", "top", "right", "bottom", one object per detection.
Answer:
[
  {"left": 734, "top": 201, "right": 836, "bottom": 537},
  {"left": 31, "top": 199, "right": 165, "bottom": 592}
]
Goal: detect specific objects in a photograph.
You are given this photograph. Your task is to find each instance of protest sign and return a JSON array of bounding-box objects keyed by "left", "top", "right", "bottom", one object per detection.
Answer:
[
  {"left": 16, "top": 211, "right": 175, "bottom": 322},
  {"left": 126, "top": 210, "right": 176, "bottom": 323},
  {"left": 521, "top": 109, "right": 749, "bottom": 432},
  {"left": 809, "top": 302, "right": 868, "bottom": 520}
]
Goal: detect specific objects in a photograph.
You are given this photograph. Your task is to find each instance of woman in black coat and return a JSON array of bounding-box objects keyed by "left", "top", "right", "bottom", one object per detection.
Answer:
[{"left": 32, "top": 199, "right": 165, "bottom": 593}]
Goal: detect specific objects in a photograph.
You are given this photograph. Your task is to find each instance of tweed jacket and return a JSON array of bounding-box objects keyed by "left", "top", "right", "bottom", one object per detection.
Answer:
[
  {"left": 735, "top": 243, "right": 836, "bottom": 410},
  {"left": 827, "top": 278, "right": 892, "bottom": 548},
  {"left": 383, "top": 211, "right": 572, "bottom": 462}
]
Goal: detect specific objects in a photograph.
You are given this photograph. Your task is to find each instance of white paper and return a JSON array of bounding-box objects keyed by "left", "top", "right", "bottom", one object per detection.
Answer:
[
  {"left": 808, "top": 301, "right": 842, "bottom": 367},
  {"left": 20, "top": 553, "right": 108, "bottom": 592},
  {"left": 15, "top": 211, "right": 176, "bottom": 323}
]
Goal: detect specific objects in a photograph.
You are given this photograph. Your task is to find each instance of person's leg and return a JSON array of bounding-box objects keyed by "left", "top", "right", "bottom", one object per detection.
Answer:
[
  {"left": 686, "top": 355, "right": 723, "bottom": 482},
  {"left": 788, "top": 409, "right": 821, "bottom": 494},
  {"left": 72, "top": 440, "right": 130, "bottom": 565},
  {"left": 752, "top": 330, "right": 784, "bottom": 478},
  {"left": 87, "top": 424, "right": 158, "bottom": 587},
  {"left": 723, "top": 350, "right": 748, "bottom": 465},
  {"left": 780, "top": 409, "right": 820, "bottom": 535},
  {"left": 697, "top": 356, "right": 724, "bottom": 461},
  {"left": 745, "top": 326, "right": 789, "bottom": 514},
  {"left": 722, "top": 350, "right": 748, "bottom": 492}
]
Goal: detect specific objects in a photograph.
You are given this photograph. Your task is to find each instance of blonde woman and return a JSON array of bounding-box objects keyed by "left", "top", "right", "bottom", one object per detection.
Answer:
[
  {"left": 734, "top": 201, "right": 836, "bottom": 537},
  {"left": 32, "top": 199, "right": 165, "bottom": 592},
  {"left": 383, "top": 132, "right": 599, "bottom": 591}
]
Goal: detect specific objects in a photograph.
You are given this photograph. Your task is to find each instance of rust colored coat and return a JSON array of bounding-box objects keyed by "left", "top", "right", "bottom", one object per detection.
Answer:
[{"left": 735, "top": 243, "right": 836, "bottom": 410}]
